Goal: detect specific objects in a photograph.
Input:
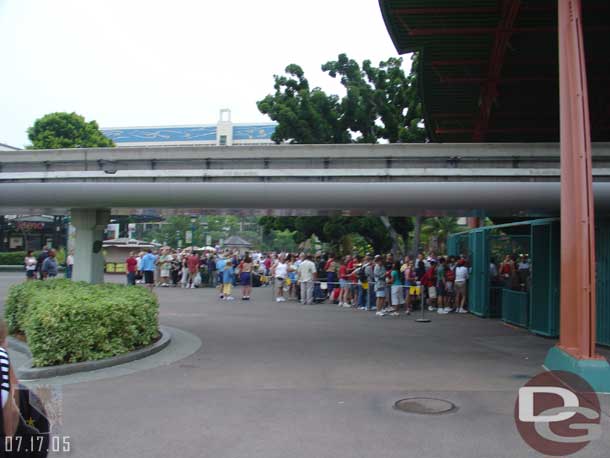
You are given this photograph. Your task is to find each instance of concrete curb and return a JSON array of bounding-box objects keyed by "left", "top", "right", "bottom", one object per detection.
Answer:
[{"left": 14, "top": 326, "right": 171, "bottom": 380}]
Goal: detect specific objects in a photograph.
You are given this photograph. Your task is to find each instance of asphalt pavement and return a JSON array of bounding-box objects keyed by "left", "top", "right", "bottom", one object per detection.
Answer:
[{"left": 0, "top": 273, "right": 608, "bottom": 458}]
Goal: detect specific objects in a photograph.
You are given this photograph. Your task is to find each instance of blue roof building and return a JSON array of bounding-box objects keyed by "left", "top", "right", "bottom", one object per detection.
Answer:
[{"left": 101, "top": 109, "right": 276, "bottom": 147}]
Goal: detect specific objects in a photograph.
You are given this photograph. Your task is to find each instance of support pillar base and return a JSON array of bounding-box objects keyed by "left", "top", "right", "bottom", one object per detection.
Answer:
[{"left": 543, "top": 346, "right": 610, "bottom": 394}]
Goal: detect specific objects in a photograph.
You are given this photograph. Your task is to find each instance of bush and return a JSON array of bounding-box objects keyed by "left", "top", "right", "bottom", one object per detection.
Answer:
[
  {"left": 4, "top": 279, "right": 73, "bottom": 334},
  {"left": 0, "top": 251, "right": 37, "bottom": 266},
  {"left": 4, "top": 280, "right": 159, "bottom": 367}
]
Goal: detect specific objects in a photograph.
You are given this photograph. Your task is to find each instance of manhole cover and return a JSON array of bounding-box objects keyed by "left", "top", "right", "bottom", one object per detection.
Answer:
[{"left": 394, "top": 398, "right": 457, "bottom": 415}]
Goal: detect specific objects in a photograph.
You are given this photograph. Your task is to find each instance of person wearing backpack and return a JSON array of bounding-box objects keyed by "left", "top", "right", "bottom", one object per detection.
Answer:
[{"left": 352, "top": 255, "right": 370, "bottom": 310}]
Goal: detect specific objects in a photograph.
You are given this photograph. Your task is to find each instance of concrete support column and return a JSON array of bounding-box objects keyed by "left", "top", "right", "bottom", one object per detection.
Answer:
[
  {"left": 544, "top": 0, "right": 610, "bottom": 392},
  {"left": 71, "top": 208, "right": 110, "bottom": 284}
]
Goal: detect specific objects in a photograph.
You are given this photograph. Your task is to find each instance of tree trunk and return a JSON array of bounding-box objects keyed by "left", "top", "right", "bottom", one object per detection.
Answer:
[
  {"left": 411, "top": 216, "right": 423, "bottom": 257},
  {"left": 379, "top": 216, "right": 402, "bottom": 257}
]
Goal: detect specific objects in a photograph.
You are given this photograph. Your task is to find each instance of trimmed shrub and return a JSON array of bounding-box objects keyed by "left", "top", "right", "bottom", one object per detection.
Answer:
[
  {"left": 4, "top": 279, "right": 73, "bottom": 334},
  {"left": 4, "top": 280, "right": 159, "bottom": 367},
  {"left": 0, "top": 251, "right": 36, "bottom": 266}
]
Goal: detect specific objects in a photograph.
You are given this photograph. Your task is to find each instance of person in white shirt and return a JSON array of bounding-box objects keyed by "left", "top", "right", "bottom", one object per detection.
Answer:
[
  {"left": 454, "top": 259, "right": 469, "bottom": 313},
  {"left": 65, "top": 250, "right": 74, "bottom": 279},
  {"left": 24, "top": 250, "right": 37, "bottom": 280},
  {"left": 272, "top": 254, "right": 289, "bottom": 302},
  {"left": 297, "top": 254, "right": 317, "bottom": 305}
]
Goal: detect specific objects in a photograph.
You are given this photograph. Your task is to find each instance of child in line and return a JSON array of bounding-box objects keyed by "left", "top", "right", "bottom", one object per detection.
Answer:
[{"left": 222, "top": 261, "right": 235, "bottom": 301}]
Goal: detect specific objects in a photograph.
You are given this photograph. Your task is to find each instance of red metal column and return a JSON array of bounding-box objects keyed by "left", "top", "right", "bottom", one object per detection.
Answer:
[{"left": 557, "top": 0, "right": 600, "bottom": 360}]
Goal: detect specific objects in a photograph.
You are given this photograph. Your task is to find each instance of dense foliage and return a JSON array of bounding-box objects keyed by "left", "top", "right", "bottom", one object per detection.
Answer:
[
  {"left": 5, "top": 280, "right": 158, "bottom": 367},
  {"left": 257, "top": 54, "right": 425, "bottom": 144},
  {"left": 27, "top": 112, "right": 114, "bottom": 149},
  {"left": 256, "top": 53, "right": 424, "bottom": 254},
  {"left": 0, "top": 251, "right": 36, "bottom": 265}
]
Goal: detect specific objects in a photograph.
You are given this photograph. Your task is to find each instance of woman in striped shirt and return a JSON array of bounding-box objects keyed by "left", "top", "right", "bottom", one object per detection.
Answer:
[{"left": 1, "top": 319, "right": 21, "bottom": 440}]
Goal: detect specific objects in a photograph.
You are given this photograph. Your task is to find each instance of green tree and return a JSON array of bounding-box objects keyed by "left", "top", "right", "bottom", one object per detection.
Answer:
[
  {"left": 27, "top": 112, "right": 114, "bottom": 149},
  {"left": 421, "top": 217, "right": 461, "bottom": 254},
  {"left": 257, "top": 64, "right": 350, "bottom": 144},
  {"left": 321, "top": 53, "right": 425, "bottom": 143},
  {"left": 257, "top": 54, "right": 424, "bottom": 253}
]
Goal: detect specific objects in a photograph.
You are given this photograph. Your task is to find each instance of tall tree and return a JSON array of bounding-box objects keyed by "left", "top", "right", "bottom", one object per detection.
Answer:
[
  {"left": 257, "top": 54, "right": 424, "bottom": 254},
  {"left": 422, "top": 217, "right": 461, "bottom": 254},
  {"left": 27, "top": 112, "right": 114, "bottom": 149},
  {"left": 321, "top": 53, "right": 426, "bottom": 143},
  {"left": 257, "top": 65, "right": 350, "bottom": 144}
]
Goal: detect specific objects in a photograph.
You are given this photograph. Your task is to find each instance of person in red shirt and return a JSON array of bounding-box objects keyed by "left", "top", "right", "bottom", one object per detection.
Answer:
[
  {"left": 338, "top": 257, "right": 351, "bottom": 307},
  {"left": 185, "top": 252, "right": 200, "bottom": 289},
  {"left": 421, "top": 260, "right": 438, "bottom": 311},
  {"left": 126, "top": 251, "right": 138, "bottom": 285},
  {"left": 263, "top": 255, "right": 273, "bottom": 276}
]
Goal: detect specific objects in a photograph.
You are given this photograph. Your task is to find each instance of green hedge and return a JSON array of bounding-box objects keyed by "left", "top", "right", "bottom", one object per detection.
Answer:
[
  {"left": 4, "top": 280, "right": 159, "bottom": 367},
  {"left": 0, "top": 251, "right": 37, "bottom": 265}
]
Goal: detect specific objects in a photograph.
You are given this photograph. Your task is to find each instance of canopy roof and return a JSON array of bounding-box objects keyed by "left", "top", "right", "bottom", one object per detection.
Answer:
[{"left": 379, "top": 0, "right": 610, "bottom": 143}]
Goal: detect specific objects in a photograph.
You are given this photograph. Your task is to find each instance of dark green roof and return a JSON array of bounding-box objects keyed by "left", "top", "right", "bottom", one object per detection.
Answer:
[{"left": 379, "top": 0, "right": 610, "bottom": 143}]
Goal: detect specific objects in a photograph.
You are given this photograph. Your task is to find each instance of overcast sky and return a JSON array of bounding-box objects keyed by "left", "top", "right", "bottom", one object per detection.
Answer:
[{"left": 0, "top": 0, "right": 406, "bottom": 148}]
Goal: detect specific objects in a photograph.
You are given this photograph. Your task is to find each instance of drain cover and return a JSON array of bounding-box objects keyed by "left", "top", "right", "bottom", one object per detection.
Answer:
[{"left": 394, "top": 397, "right": 457, "bottom": 415}]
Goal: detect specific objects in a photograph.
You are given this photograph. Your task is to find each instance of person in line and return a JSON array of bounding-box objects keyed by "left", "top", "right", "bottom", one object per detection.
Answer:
[
  {"left": 499, "top": 254, "right": 514, "bottom": 288},
  {"left": 389, "top": 261, "right": 403, "bottom": 316},
  {"left": 140, "top": 249, "right": 158, "bottom": 291},
  {"left": 338, "top": 257, "right": 351, "bottom": 307},
  {"left": 126, "top": 251, "right": 138, "bottom": 285},
  {"left": 287, "top": 254, "right": 298, "bottom": 300},
  {"left": 159, "top": 249, "right": 173, "bottom": 287},
  {"left": 65, "top": 249, "right": 74, "bottom": 279},
  {"left": 207, "top": 254, "right": 217, "bottom": 287},
  {"left": 489, "top": 257, "right": 500, "bottom": 286},
  {"left": 272, "top": 254, "right": 288, "bottom": 302},
  {"left": 354, "top": 255, "right": 371, "bottom": 311},
  {"left": 186, "top": 251, "right": 200, "bottom": 289},
  {"left": 239, "top": 253, "right": 253, "bottom": 300},
  {"left": 41, "top": 249, "right": 58, "bottom": 279},
  {"left": 454, "top": 259, "right": 469, "bottom": 313},
  {"left": 517, "top": 255, "right": 530, "bottom": 290},
  {"left": 421, "top": 259, "right": 439, "bottom": 313},
  {"left": 222, "top": 261, "right": 235, "bottom": 301},
  {"left": 444, "top": 260, "right": 456, "bottom": 310},
  {"left": 436, "top": 257, "right": 452, "bottom": 313},
  {"left": 297, "top": 254, "right": 317, "bottom": 305},
  {"left": 24, "top": 250, "right": 37, "bottom": 281},
  {"left": 216, "top": 255, "right": 227, "bottom": 298},
  {"left": 364, "top": 255, "right": 376, "bottom": 311},
  {"left": 263, "top": 254, "right": 273, "bottom": 277},
  {"left": 324, "top": 253, "right": 339, "bottom": 298},
  {"left": 373, "top": 255, "right": 387, "bottom": 317},
  {"left": 415, "top": 259, "right": 426, "bottom": 282},
  {"left": 170, "top": 252, "right": 182, "bottom": 286},
  {"left": 403, "top": 259, "right": 416, "bottom": 314}
]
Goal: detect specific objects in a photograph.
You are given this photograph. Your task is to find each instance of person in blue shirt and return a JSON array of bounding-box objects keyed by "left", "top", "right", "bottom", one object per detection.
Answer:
[
  {"left": 140, "top": 249, "right": 158, "bottom": 290},
  {"left": 222, "top": 261, "right": 235, "bottom": 300},
  {"left": 216, "top": 256, "right": 227, "bottom": 298}
]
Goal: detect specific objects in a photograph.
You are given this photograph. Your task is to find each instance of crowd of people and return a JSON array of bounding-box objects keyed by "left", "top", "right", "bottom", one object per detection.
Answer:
[
  {"left": 22, "top": 244, "right": 530, "bottom": 320},
  {"left": 265, "top": 252, "right": 471, "bottom": 317},
  {"left": 123, "top": 247, "right": 476, "bottom": 318}
]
